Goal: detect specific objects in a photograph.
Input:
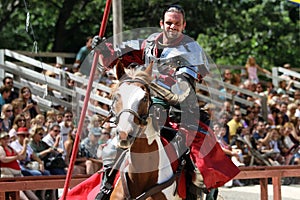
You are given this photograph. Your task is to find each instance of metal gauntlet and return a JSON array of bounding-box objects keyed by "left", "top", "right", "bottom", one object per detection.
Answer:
[{"left": 150, "top": 82, "right": 190, "bottom": 105}]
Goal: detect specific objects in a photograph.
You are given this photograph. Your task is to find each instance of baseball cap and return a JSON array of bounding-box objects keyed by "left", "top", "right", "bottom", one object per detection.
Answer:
[{"left": 17, "top": 127, "right": 29, "bottom": 134}]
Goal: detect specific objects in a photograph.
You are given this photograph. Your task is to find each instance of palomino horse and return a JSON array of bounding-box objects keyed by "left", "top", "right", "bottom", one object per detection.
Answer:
[{"left": 109, "top": 62, "right": 183, "bottom": 200}]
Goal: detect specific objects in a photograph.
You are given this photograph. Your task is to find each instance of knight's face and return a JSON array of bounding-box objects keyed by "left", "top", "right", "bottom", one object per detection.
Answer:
[{"left": 160, "top": 11, "right": 186, "bottom": 42}]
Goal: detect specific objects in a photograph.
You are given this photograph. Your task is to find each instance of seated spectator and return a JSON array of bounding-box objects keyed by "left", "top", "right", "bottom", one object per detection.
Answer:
[
  {"left": 243, "top": 108, "right": 255, "bottom": 128},
  {"left": 9, "top": 114, "right": 27, "bottom": 142},
  {"left": 35, "top": 114, "right": 47, "bottom": 131},
  {"left": 87, "top": 114, "right": 102, "bottom": 132},
  {"left": 281, "top": 122, "right": 300, "bottom": 164},
  {"left": 287, "top": 103, "right": 298, "bottom": 124},
  {"left": 42, "top": 123, "right": 61, "bottom": 150},
  {"left": 214, "top": 123, "right": 245, "bottom": 166},
  {"left": 252, "top": 120, "right": 272, "bottom": 151},
  {"left": 1, "top": 104, "right": 13, "bottom": 132},
  {"left": 268, "top": 108, "right": 280, "bottom": 126},
  {"left": 64, "top": 128, "right": 87, "bottom": 175},
  {"left": 217, "top": 111, "right": 230, "bottom": 144},
  {"left": 10, "top": 127, "right": 50, "bottom": 177},
  {"left": 227, "top": 110, "right": 244, "bottom": 144},
  {"left": 2, "top": 77, "right": 18, "bottom": 103},
  {"left": 213, "top": 123, "right": 245, "bottom": 187},
  {"left": 59, "top": 110, "right": 74, "bottom": 155},
  {"left": 0, "top": 131, "right": 38, "bottom": 200},
  {"left": 231, "top": 73, "right": 242, "bottom": 87},
  {"left": 219, "top": 101, "right": 233, "bottom": 116},
  {"left": 277, "top": 80, "right": 293, "bottom": 96},
  {"left": 264, "top": 128, "right": 286, "bottom": 165},
  {"left": 19, "top": 87, "right": 41, "bottom": 119},
  {"left": 294, "top": 89, "right": 300, "bottom": 101},
  {"left": 275, "top": 112, "right": 286, "bottom": 126},
  {"left": 255, "top": 82, "right": 265, "bottom": 96},
  {"left": 10, "top": 98, "right": 25, "bottom": 124},
  {"left": 0, "top": 86, "right": 11, "bottom": 111},
  {"left": 29, "top": 125, "right": 66, "bottom": 175},
  {"left": 10, "top": 127, "right": 50, "bottom": 176},
  {"left": 79, "top": 127, "right": 102, "bottom": 174},
  {"left": 222, "top": 69, "right": 233, "bottom": 84}
]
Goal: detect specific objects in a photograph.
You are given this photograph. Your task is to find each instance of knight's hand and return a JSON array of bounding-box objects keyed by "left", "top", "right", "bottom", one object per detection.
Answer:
[{"left": 92, "top": 35, "right": 106, "bottom": 50}]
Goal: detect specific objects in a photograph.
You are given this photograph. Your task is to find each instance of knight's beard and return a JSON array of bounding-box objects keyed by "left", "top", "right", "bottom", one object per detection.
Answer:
[{"left": 164, "top": 29, "right": 181, "bottom": 41}]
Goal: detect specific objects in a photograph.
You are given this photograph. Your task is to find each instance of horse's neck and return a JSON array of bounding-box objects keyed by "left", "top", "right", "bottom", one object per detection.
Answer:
[{"left": 128, "top": 118, "right": 174, "bottom": 183}]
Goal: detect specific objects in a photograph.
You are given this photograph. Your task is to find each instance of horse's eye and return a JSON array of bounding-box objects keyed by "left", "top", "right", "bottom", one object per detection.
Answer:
[{"left": 143, "top": 96, "right": 148, "bottom": 102}]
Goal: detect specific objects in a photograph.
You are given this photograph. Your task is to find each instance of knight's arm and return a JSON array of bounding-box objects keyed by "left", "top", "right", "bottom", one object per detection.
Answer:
[
  {"left": 150, "top": 72, "right": 194, "bottom": 106},
  {"left": 92, "top": 36, "right": 144, "bottom": 69}
]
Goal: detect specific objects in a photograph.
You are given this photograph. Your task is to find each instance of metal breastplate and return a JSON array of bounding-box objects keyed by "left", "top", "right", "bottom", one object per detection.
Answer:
[{"left": 144, "top": 33, "right": 206, "bottom": 91}]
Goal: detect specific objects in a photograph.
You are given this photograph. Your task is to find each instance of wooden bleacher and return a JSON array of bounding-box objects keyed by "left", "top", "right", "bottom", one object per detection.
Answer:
[{"left": 0, "top": 174, "right": 90, "bottom": 200}]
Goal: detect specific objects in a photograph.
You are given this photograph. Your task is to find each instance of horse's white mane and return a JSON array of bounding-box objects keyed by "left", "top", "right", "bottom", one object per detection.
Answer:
[{"left": 144, "top": 117, "right": 159, "bottom": 145}]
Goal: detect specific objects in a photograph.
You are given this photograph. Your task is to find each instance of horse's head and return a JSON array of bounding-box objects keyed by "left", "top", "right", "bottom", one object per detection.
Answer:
[{"left": 111, "top": 61, "right": 153, "bottom": 148}]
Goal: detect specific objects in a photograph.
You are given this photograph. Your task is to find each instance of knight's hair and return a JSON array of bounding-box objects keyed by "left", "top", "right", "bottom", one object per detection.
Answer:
[{"left": 161, "top": 4, "right": 185, "bottom": 22}]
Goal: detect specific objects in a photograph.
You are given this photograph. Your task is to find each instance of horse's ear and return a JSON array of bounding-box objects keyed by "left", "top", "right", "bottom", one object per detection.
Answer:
[
  {"left": 115, "top": 59, "right": 126, "bottom": 80},
  {"left": 144, "top": 61, "right": 153, "bottom": 77}
]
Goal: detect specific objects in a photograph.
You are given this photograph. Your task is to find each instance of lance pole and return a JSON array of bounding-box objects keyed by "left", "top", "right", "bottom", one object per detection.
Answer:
[{"left": 61, "top": 0, "right": 112, "bottom": 199}]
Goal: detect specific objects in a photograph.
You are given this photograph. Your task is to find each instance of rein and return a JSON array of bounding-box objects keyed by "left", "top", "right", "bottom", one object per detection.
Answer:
[{"left": 115, "top": 109, "right": 148, "bottom": 126}]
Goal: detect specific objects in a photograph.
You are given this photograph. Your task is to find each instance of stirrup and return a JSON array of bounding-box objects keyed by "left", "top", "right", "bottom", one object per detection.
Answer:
[{"left": 94, "top": 183, "right": 113, "bottom": 200}]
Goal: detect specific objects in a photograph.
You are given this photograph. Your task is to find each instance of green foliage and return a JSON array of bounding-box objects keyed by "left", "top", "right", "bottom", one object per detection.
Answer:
[
  {"left": 196, "top": 0, "right": 300, "bottom": 68},
  {"left": 0, "top": 0, "right": 299, "bottom": 68}
]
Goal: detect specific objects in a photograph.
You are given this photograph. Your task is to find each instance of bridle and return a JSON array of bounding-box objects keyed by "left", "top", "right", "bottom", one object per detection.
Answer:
[
  {"left": 102, "top": 77, "right": 152, "bottom": 148},
  {"left": 113, "top": 77, "right": 151, "bottom": 125}
]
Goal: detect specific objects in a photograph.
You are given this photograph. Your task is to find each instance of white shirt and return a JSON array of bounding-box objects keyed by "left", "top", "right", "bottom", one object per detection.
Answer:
[
  {"left": 42, "top": 134, "right": 55, "bottom": 147},
  {"left": 10, "top": 139, "right": 34, "bottom": 163},
  {"left": 59, "top": 121, "right": 72, "bottom": 157}
]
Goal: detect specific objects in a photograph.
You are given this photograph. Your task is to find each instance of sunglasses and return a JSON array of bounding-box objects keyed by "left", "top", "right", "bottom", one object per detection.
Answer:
[
  {"left": 38, "top": 133, "right": 44, "bottom": 136},
  {"left": 5, "top": 81, "right": 13, "bottom": 85},
  {"left": 22, "top": 90, "right": 30, "bottom": 94},
  {"left": 53, "top": 129, "right": 60, "bottom": 132},
  {"left": 19, "top": 134, "right": 29, "bottom": 137},
  {"left": 5, "top": 110, "right": 13, "bottom": 112},
  {"left": 18, "top": 119, "right": 26, "bottom": 122}
]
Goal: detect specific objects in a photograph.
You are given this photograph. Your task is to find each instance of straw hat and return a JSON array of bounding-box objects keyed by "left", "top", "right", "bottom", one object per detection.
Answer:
[{"left": 0, "top": 132, "right": 9, "bottom": 139}]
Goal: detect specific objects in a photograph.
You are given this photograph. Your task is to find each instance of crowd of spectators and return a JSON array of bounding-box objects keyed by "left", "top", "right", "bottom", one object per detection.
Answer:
[
  {"left": 0, "top": 53, "right": 300, "bottom": 198},
  {"left": 207, "top": 63, "right": 300, "bottom": 172}
]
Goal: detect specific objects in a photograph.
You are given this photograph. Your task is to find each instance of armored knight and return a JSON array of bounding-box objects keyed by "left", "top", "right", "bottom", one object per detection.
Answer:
[{"left": 94, "top": 4, "right": 239, "bottom": 200}]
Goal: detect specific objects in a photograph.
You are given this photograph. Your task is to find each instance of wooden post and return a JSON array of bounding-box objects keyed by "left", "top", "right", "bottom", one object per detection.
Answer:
[
  {"left": 272, "top": 176, "right": 281, "bottom": 200},
  {"left": 260, "top": 178, "right": 268, "bottom": 200},
  {"left": 272, "top": 67, "right": 278, "bottom": 88},
  {"left": 112, "top": 0, "right": 123, "bottom": 48},
  {"left": 0, "top": 49, "right": 4, "bottom": 79}
]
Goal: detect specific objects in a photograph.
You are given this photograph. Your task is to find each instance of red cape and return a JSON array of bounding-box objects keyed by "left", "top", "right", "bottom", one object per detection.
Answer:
[{"left": 64, "top": 121, "right": 240, "bottom": 198}]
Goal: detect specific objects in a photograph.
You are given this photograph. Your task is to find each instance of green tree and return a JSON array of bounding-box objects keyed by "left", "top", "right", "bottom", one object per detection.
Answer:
[
  {"left": 0, "top": 0, "right": 299, "bottom": 69},
  {"left": 196, "top": 0, "right": 300, "bottom": 69}
]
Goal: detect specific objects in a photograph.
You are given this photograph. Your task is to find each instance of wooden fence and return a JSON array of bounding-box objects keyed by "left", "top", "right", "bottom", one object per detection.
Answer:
[
  {"left": 235, "top": 165, "right": 300, "bottom": 200},
  {"left": 0, "top": 174, "right": 90, "bottom": 200},
  {"left": 0, "top": 166, "right": 299, "bottom": 200},
  {"left": 0, "top": 49, "right": 300, "bottom": 122}
]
